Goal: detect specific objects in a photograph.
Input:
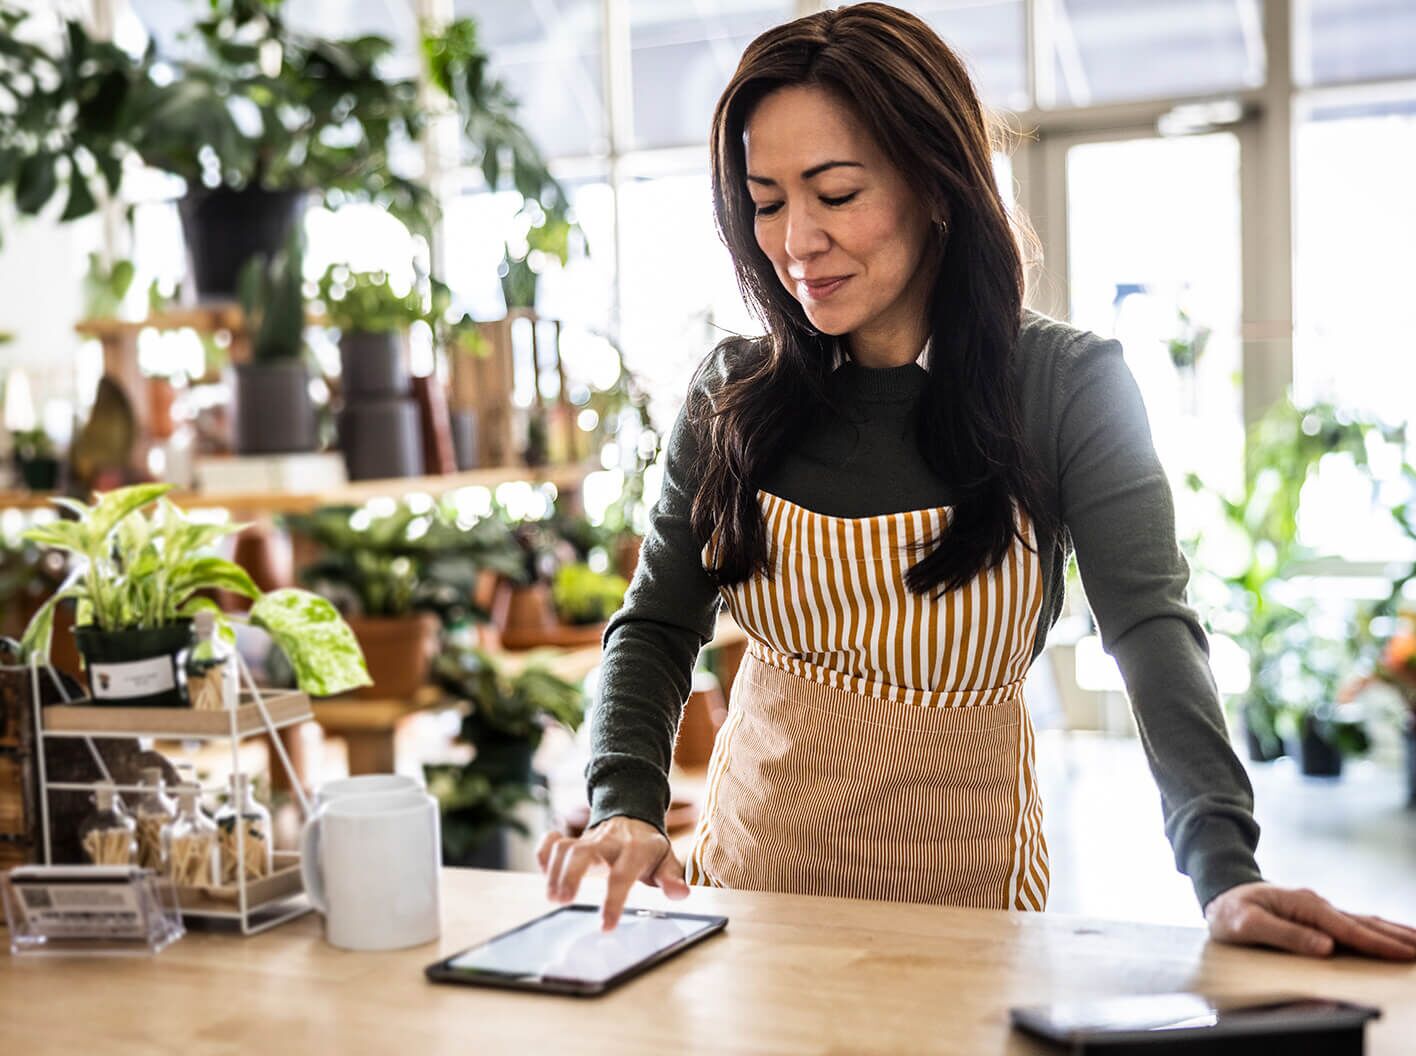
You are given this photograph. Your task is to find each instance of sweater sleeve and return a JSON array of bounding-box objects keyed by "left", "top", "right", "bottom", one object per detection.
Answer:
[
  {"left": 1055, "top": 330, "right": 1264, "bottom": 911},
  {"left": 582, "top": 357, "right": 725, "bottom": 839}
]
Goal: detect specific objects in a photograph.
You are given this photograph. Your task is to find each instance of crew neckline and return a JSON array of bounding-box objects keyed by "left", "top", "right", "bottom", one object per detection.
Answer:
[{"left": 831, "top": 359, "right": 929, "bottom": 402}]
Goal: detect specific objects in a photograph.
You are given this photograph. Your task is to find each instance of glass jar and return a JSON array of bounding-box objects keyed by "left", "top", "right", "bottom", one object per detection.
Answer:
[
  {"left": 214, "top": 773, "right": 273, "bottom": 882},
  {"left": 179, "top": 610, "right": 238, "bottom": 711},
  {"left": 162, "top": 783, "right": 220, "bottom": 887},
  {"left": 78, "top": 783, "right": 137, "bottom": 866},
  {"left": 135, "top": 767, "right": 177, "bottom": 872}
]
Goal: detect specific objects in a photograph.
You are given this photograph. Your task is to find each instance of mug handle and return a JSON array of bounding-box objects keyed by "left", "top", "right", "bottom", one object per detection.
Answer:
[{"left": 299, "top": 812, "right": 327, "bottom": 914}]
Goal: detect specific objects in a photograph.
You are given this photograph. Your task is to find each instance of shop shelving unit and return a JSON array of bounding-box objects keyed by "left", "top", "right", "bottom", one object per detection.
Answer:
[{"left": 27, "top": 659, "right": 314, "bottom": 936}]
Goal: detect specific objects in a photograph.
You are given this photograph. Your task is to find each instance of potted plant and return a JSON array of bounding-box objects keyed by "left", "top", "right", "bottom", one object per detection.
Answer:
[
  {"left": 423, "top": 645, "right": 584, "bottom": 868},
  {"left": 137, "top": 0, "right": 434, "bottom": 300},
  {"left": 11, "top": 427, "right": 60, "bottom": 491},
  {"left": 317, "top": 265, "right": 428, "bottom": 480},
  {"left": 1267, "top": 610, "right": 1370, "bottom": 777},
  {"left": 0, "top": 4, "right": 571, "bottom": 301},
  {"left": 1183, "top": 396, "right": 1402, "bottom": 762},
  {"left": 425, "top": 17, "right": 577, "bottom": 303},
  {"left": 232, "top": 227, "right": 318, "bottom": 455},
  {"left": 551, "top": 563, "right": 629, "bottom": 626},
  {"left": 18, "top": 484, "right": 370, "bottom": 706},
  {"left": 285, "top": 501, "right": 523, "bottom": 699}
]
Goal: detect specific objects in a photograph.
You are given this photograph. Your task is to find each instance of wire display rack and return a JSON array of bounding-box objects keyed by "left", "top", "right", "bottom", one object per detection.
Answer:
[{"left": 27, "top": 657, "right": 315, "bottom": 936}]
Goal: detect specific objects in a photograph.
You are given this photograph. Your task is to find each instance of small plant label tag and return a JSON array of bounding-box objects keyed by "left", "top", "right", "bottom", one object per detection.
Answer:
[{"left": 89, "top": 657, "right": 177, "bottom": 700}]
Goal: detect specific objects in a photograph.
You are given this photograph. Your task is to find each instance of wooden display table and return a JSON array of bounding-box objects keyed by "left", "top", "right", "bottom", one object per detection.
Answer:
[{"left": 1, "top": 867, "right": 1411, "bottom": 1053}]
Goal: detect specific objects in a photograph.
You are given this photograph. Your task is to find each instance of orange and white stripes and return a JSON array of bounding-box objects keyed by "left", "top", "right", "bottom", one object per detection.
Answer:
[{"left": 688, "top": 489, "right": 1050, "bottom": 911}]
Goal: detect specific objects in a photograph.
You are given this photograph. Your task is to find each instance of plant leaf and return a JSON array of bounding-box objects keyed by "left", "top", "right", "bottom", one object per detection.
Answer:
[
  {"left": 18, "top": 566, "right": 87, "bottom": 663},
  {"left": 88, "top": 482, "right": 173, "bottom": 540},
  {"left": 22, "top": 519, "right": 92, "bottom": 556},
  {"left": 249, "top": 588, "right": 372, "bottom": 697},
  {"left": 167, "top": 556, "right": 259, "bottom": 603}
]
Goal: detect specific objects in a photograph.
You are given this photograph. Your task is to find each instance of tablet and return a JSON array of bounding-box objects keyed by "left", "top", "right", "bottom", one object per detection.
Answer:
[
  {"left": 425, "top": 904, "right": 728, "bottom": 997},
  {"left": 1010, "top": 992, "right": 1381, "bottom": 1049}
]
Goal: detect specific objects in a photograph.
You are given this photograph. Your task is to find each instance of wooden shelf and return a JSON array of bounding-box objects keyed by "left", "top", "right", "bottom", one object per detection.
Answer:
[
  {"left": 41, "top": 690, "right": 311, "bottom": 739},
  {"left": 310, "top": 685, "right": 452, "bottom": 732},
  {"left": 0, "top": 459, "right": 598, "bottom": 514},
  {"left": 75, "top": 305, "right": 331, "bottom": 339}
]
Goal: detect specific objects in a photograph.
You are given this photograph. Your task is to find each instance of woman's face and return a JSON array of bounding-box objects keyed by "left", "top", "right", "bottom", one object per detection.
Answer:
[{"left": 743, "top": 84, "right": 938, "bottom": 356}]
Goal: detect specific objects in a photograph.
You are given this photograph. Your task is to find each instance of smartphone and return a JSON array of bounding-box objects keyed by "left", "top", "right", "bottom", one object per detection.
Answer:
[
  {"left": 425, "top": 904, "right": 728, "bottom": 997},
  {"left": 1010, "top": 992, "right": 1381, "bottom": 1050}
]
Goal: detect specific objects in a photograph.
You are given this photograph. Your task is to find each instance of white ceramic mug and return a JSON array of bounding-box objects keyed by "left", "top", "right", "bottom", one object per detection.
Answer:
[
  {"left": 299, "top": 789, "right": 442, "bottom": 951},
  {"left": 314, "top": 773, "right": 424, "bottom": 810}
]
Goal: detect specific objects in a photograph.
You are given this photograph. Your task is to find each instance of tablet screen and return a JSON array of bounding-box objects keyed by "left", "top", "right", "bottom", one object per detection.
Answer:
[{"left": 445, "top": 906, "right": 721, "bottom": 985}]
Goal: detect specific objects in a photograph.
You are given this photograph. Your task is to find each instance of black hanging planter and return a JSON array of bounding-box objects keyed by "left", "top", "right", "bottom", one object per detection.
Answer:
[
  {"left": 178, "top": 185, "right": 307, "bottom": 301},
  {"left": 73, "top": 621, "right": 194, "bottom": 708}
]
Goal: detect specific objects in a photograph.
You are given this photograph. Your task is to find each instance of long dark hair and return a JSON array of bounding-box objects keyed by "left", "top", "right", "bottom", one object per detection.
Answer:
[{"left": 691, "top": 2, "right": 1056, "bottom": 596}]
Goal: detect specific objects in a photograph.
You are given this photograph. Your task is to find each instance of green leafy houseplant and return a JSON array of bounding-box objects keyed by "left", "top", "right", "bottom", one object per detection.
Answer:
[
  {"left": 551, "top": 562, "right": 628, "bottom": 626},
  {"left": 238, "top": 228, "right": 307, "bottom": 365},
  {"left": 19, "top": 484, "right": 370, "bottom": 702},
  {"left": 232, "top": 226, "right": 320, "bottom": 455},
  {"left": 424, "top": 645, "right": 584, "bottom": 865},
  {"left": 285, "top": 501, "right": 524, "bottom": 626},
  {"left": 0, "top": 4, "right": 141, "bottom": 242},
  {"left": 317, "top": 265, "right": 429, "bottom": 335},
  {"left": 285, "top": 501, "right": 524, "bottom": 699},
  {"left": 1184, "top": 395, "right": 1405, "bottom": 764},
  {"left": 0, "top": 3, "right": 572, "bottom": 259},
  {"left": 10, "top": 426, "right": 59, "bottom": 491}
]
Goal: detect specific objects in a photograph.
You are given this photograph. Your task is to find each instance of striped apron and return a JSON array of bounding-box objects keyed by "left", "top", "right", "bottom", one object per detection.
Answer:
[{"left": 685, "top": 489, "right": 1050, "bottom": 910}]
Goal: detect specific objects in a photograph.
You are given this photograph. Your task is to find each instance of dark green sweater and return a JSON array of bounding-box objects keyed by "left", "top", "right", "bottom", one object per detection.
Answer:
[{"left": 586, "top": 308, "right": 1263, "bottom": 911}]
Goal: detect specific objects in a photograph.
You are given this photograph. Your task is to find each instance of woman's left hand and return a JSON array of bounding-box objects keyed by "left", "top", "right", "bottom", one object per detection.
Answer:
[{"left": 1205, "top": 882, "right": 1416, "bottom": 960}]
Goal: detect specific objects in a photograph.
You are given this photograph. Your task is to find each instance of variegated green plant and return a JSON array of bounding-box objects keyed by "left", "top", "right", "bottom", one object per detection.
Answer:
[{"left": 19, "top": 483, "right": 371, "bottom": 697}]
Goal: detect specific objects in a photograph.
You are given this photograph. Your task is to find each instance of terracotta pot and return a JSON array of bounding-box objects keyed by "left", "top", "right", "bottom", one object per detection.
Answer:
[
  {"left": 490, "top": 579, "right": 606, "bottom": 651},
  {"left": 346, "top": 613, "right": 441, "bottom": 700},
  {"left": 673, "top": 670, "right": 728, "bottom": 769},
  {"left": 147, "top": 376, "right": 177, "bottom": 440},
  {"left": 216, "top": 522, "right": 293, "bottom": 613}
]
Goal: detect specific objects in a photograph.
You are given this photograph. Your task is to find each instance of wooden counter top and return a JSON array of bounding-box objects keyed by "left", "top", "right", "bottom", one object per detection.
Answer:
[{"left": 2, "top": 868, "right": 1411, "bottom": 1054}]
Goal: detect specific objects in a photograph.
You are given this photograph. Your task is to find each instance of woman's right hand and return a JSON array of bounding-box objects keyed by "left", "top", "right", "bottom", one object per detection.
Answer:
[{"left": 537, "top": 816, "right": 691, "bottom": 931}]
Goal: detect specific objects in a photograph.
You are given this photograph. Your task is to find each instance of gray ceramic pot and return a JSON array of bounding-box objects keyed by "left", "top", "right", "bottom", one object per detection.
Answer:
[
  {"left": 339, "top": 330, "right": 409, "bottom": 400},
  {"left": 339, "top": 398, "right": 424, "bottom": 481},
  {"left": 232, "top": 361, "right": 317, "bottom": 455}
]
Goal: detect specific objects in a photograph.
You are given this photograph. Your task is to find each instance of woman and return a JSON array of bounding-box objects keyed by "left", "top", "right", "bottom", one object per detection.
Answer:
[{"left": 537, "top": 3, "right": 1416, "bottom": 960}]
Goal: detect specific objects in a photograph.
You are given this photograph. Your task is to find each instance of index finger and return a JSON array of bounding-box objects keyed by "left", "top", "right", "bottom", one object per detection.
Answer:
[{"left": 600, "top": 842, "right": 659, "bottom": 932}]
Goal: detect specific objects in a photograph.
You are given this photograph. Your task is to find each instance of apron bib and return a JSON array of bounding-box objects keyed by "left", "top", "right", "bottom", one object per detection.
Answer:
[{"left": 685, "top": 489, "right": 1050, "bottom": 910}]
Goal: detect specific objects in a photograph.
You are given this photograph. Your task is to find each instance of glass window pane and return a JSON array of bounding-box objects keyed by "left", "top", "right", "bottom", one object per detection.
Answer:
[
  {"left": 456, "top": 0, "right": 606, "bottom": 158},
  {"left": 441, "top": 174, "right": 614, "bottom": 329},
  {"left": 897, "top": 1, "right": 1029, "bottom": 112},
  {"left": 1298, "top": 0, "right": 1416, "bottom": 87},
  {"left": 616, "top": 169, "right": 757, "bottom": 421},
  {"left": 1064, "top": 133, "right": 1246, "bottom": 509},
  {"left": 1046, "top": 0, "right": 1264, "bottom": 108},
  {"left": 629, "top": 1, "right": 795, "bottom": 150},
  {"left": 1293, "top": 103, "right": 1416, "bottom": 563},
  {"left": 128, "top": 0, "right": 422, "bottom": 76}
]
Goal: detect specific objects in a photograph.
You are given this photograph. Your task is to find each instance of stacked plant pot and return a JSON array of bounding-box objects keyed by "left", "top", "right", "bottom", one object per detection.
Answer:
[{"left": 338, "top": 331, "right": 424, "bottom": 481}]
